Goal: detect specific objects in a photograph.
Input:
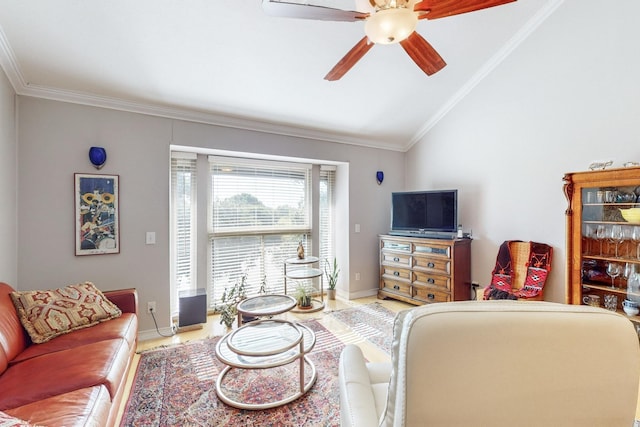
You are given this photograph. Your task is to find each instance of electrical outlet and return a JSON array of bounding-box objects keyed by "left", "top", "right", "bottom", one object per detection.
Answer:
[{"left": 147, "top": 301, "right": 156, "bottom": 314}]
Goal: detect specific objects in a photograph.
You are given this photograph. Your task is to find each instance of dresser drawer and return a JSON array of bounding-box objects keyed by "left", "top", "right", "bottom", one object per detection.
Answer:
[
  {"left": 381, "top": 279, "right": 412, "bottom": 297},
  {"left": 413, "top": 256, "right": 450, "bottom": 275},
  {"left": 381, "top": 239, "right": 411, "bottom": 253},
  {"left": 413, "top": 271, "right": 450, "bottom": 291},
  {"left": 414, "top": 242, "right": 451, "bottom": 258},
  {"left": 382, "top": 267, "right": 412, "bottom": 281},
  {"left": 382, "top": 252, "right": 411, "bottom": 267},
  {"left": 412, "top": 287, "right": 451, "bottom": 303}
]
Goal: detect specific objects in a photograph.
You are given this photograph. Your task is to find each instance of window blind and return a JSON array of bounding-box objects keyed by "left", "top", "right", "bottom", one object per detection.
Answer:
[
  {"left": 208, "top": 156, "right": 312, "bottom": 306},
  {"left": 319, "top": 165, "right": 336, "bottom": 267},
  {"left": 170, "top": 152, "right": 197, "bottom": 295}
]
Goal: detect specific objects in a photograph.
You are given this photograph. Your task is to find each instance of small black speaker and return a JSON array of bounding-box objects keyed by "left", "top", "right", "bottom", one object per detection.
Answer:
[{"left": 178, "top": 288, "right": 207, "bottom": 327}]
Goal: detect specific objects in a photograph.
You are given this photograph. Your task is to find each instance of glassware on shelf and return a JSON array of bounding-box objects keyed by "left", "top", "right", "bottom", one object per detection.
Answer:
[
  {"left": 603, "top": 294, "right": 618, "bottom": 311},
  {"left": 606, "top": 262, "right": 621, "bottom": 289},
  {"left": 627, "top": 272, "right": 640, "bottom": 304},
  {"left": 596, "top": 224, "right": 607, "bottom": 256},
  {"left": 632, "top": 226, "right": 640, "bottom": 259},
  {"left": 610, "top": 225, "right": 624, "bottom": 257},
  {"left": 605, "top": 190, "right": 616, "bottom": 203},
  {"left": 623, "top": 226, "right": 634, "bottom": 258},
  {"left": 624, "top": 262, "right": 637, "bottom": 282},
  {"left": 583, "top": 224, "right": 595, "bottom": 255}
]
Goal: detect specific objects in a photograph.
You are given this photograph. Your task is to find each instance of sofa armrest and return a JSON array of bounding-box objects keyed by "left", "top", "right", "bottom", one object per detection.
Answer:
[
  {"left": 104, "top": 288, "right": 138, "bottom": 315},
  {"left": 339, "top": 344, "right": 386, "bottom": 427}
]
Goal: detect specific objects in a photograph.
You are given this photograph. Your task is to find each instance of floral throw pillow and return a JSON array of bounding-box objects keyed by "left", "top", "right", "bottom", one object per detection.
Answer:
[{"left": 10, "top": 281, "right": 122, "bottom": 344}]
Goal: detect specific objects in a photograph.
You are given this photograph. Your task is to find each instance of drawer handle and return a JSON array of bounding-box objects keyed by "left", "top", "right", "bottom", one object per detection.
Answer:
[
  {"left": 427, "top": 293, "right": 435, "bottom": 300},
  {"left": 394, "top": 285, "right": 400, "bottom": 290},
  {"left": 427, "top": 262, "right": 435, "bottom": 268},
  {"left": 427, "top": 278, "right": 435, "bottom": 284},
  {"left": 393, "top": 271, "right": 400, "bottom": 276},
  {"left": 393, "top": 257, "right": 400, "bottom": 262}
]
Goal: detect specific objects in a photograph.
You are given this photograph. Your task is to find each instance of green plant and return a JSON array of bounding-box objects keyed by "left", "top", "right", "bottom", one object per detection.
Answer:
[
  {"left": 295, "top": 282, "right": 312, "bottom": 307},
  {"left": 218, "top": 273, "right": 247, "bottom": 328},
  {"left": 324, "top": 257, "right": 340, "bottom": 290}
]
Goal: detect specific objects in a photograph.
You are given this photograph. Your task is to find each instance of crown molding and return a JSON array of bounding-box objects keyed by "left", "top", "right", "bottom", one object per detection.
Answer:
[
  {"left": 0, "top": 25, "right": 26, "bottom": 90},
  {"left": 0, "top": 26, "right": 404, "bottom": 152},
  {"left": 19, "top": 81, "right": 405, "bottom": 150},
  {"left": 404, "top": 0, "right": 565, "bottom": 152}
]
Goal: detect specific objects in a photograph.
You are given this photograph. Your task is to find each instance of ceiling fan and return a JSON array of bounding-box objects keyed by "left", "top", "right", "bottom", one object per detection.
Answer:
[{"left": 262, "top": 0, "right": 516, "bottom": 80}]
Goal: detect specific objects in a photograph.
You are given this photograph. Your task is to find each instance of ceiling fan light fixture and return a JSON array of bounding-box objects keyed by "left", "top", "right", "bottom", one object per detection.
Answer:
[{"left": 364, "top": 7, "right": 417, "bottom": 44}]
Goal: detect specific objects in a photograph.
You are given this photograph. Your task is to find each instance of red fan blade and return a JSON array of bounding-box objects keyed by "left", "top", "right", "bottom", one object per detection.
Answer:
[
  {"left": 399, "top": 32, "right": 446, "bottom": 76},
  {"left": 324, "top": 37, "right": 374, "bottom": 81},
  {"left": 262, "top": 0, "right": 368, "bottom": 21},
  {"left": 414, "top": 0, "right": 516, "bottom": 20}
]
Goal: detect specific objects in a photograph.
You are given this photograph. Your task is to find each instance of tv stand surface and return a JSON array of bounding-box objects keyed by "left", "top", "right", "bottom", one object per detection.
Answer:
[
  {"left": 388, "top": 230, "right": 457, "bottom": 240},
  {"left": 378, "top": 234, "right": 472, "bottom": 305}
]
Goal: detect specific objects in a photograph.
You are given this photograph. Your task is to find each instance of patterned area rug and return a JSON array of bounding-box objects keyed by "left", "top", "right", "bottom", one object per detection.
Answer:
[
  {"left": 121, "top": 304, "right": 397, "bottom": 427},
  {"left": 121, "top": 320, "right": 345, "bottom": 427},
  {"left": 325, "top": 302, "right": 396, "bottom": 354}
]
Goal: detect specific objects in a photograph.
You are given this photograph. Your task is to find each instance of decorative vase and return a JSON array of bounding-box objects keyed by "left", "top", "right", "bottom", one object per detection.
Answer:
[
  {"left": 627, "top": 272, "right": 640, "bottom": 305},
  {"left": 327, "top": 289, "right": 336, "bottom": 300}
]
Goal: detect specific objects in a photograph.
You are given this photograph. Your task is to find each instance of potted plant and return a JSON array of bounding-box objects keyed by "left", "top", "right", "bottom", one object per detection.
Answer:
[
  {"left": 217, "top": 274, "right": 247, "bottom": 329},
  {"left": 295, "top": 282, "right": 313, "bottom": 309},
  {"left": 324, "top": 257, "right": 340, "bottom": 300}
]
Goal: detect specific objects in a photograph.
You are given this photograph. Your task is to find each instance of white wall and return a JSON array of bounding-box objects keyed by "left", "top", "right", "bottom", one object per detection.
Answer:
[
  {"left": 0, "top": 67, "right": 17, "bottom": 285},
  {"left": 16, "top": 97, "right": 404, "bottom": 333},
  {"left": 405, "top": 0, "right": 640, "bottom": 303}
]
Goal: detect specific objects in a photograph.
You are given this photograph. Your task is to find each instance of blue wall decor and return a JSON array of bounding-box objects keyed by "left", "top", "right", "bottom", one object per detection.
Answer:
[
  {"left": 376, "top": 171, "right": 384, "bottom": 185},
  {"left": 89, "top": 146, "right": 107, "bottom": 169}
]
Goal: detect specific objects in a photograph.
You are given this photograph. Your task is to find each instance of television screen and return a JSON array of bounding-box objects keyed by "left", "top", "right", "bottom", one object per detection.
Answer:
[{"left": 391, "top": 190, "right": 457, "bottom": 234}]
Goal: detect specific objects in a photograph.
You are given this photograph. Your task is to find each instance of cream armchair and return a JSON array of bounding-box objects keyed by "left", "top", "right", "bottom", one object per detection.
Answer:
[{"left": 339, "top": 301, "right": 640, "bottom": 427}]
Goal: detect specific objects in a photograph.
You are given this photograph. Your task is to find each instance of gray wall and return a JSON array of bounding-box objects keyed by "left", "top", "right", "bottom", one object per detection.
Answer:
[
  {"left": 15, "top": 97, "right": 404, "bottom": 334},
  {"left": 405, "top": 0, "right": 640, "bottom": 303},
  {"left": 0, "top": 68, "right": 16, "bottom": 285}
]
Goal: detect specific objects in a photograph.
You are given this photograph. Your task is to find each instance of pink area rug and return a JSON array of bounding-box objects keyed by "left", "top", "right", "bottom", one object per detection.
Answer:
[
  {"left": 121, "top": 319, "right": 344, "bottom": 427},
  {"left": 326, "top": 302, "right": 396, "bottom": 353}
]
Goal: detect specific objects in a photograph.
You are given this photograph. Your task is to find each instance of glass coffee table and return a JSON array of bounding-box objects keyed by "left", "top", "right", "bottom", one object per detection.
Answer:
[
  {"left": 215, "top": 318, "right": 317, "bottom": 409},
  {"left": 236, "top": 294, "right": 296, "bottom": 326}
]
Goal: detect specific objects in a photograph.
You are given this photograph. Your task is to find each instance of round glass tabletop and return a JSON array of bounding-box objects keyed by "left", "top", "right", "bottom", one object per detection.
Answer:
[
  {"left": 236, "top": 294, "right": 296, "bottom": 317},
  {"left": 285, "top": 256, "right": 319, "bottom": 264},
  {"left": 228, "top": 319, "right": 302, "bottom": 356}
]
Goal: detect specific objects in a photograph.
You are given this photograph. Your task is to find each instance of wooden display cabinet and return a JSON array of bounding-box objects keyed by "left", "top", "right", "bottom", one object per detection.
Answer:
[{"left": 564, "top": 166, "right": 640, "bottom": 324}]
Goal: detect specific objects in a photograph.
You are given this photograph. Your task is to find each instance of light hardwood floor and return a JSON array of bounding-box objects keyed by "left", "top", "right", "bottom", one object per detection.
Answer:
[
  {"left": 116, "top": 296, "right": 411, "bottom": 425},
  {"left": 117, "top": 296, "right": 640, "bottom": 424}
]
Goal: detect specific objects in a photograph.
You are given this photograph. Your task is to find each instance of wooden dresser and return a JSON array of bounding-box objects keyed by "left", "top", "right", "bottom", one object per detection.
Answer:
[{"left": 378, "top": 234, "right": 472, "bottom": 305}]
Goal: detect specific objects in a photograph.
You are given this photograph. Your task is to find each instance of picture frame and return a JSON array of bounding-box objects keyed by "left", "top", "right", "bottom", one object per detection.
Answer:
[{"left": 75, "top": 173, "right": 120, "bottom": 255}]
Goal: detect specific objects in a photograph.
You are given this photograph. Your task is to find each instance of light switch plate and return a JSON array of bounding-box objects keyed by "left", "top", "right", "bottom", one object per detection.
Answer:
[{"left": 146, "top": 232, "right": 156, "bottom": 245}]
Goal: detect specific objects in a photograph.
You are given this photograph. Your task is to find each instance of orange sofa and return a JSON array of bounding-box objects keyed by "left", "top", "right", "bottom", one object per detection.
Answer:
[{"left": 0, "top": 282, "right": 138, "bottom": 427}]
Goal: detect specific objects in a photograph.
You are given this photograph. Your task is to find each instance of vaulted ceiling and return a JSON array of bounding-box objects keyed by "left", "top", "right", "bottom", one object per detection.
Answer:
[{"left": 0, "top": 0, "right": 561, "bottom": 151}]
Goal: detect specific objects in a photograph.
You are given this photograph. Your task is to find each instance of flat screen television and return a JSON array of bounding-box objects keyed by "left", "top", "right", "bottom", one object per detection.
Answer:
[{"left": 390, "top": 190, "right": 458, "bottom": 236}]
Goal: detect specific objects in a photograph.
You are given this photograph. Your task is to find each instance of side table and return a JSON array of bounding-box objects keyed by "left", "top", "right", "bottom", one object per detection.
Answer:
[
  {"left": 215, "top": 319, "right": 317, "bottom": 409},
  {"left": 284, "top": 256, "right": 325, "bottom": 313}
]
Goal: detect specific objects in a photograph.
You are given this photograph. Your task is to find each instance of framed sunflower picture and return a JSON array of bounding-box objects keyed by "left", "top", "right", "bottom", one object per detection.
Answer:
[{"left": 75, "top": 173, "right": 120, "bottom": 255}]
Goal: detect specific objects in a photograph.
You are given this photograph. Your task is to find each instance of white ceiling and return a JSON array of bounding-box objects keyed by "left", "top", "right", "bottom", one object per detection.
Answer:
[{"left": 0, "top": 0, "right": 562, "bottom": 151}]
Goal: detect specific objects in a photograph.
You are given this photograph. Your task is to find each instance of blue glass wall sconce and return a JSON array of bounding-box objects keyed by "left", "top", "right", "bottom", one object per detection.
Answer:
[
  {"left": 376, "top": 171, "right": 384, "bottom": 185},
  {"left": 89, "top": 147, "right": 107, "bottom": 169}
]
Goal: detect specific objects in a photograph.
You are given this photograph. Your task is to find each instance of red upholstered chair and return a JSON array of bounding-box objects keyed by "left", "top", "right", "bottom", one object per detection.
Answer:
[{"left": 477, "top": 240, "right": 553, "bottom": 301}]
